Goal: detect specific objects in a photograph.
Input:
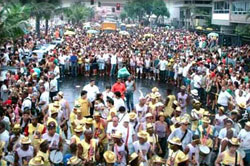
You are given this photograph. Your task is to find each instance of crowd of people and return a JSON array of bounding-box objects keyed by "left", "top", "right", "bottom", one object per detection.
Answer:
[{"left": 0, "top": 24, "right": 249, "bottom": 166}]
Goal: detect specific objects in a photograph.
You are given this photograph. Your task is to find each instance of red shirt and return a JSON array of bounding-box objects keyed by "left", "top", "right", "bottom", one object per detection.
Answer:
[{"left": 111, "top": 82, "right": 126, "bottom": 98}]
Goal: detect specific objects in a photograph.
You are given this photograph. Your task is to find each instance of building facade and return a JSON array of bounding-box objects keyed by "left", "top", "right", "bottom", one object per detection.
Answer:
[
  {"left": 212, "top": 0, "right": 250, "bottom": 33},
  {"left": 165, "top": 0, "right": 212, "bottom": 28}
]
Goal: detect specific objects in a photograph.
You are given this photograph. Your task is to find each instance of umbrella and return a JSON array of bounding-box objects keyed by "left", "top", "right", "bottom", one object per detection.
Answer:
[
  {"left": 118, "top": 67, "right": 130, "bottom": 79},
  {"left": 208, "top": 32, "right": 219, "bottom": 38},
  {"left": 144, "top": 33, "right": 154, "bottom": 38},
  {"left": 64, "top": 31, "right": 75, "bottom": 36},
  {"left": 87, "top": 30, "right": 98, "bottom": 34},
  {"left": 196, "top": 26, "right": 203, "bottom": 30},
  {"left": 119, "top": 31, "right": 129, "bottom": 36}
]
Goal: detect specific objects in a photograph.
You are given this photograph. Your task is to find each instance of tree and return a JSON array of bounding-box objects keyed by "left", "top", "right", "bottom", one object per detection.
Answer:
[
  {"left": 0, "top": 1, "right": 31, "bottom": 44},
  {"left": 152, "top": 0, "right": 169, "bottom": 24},
  {"left": 120, "top": 11, "right": 127, "bottom": 22},
  {"left": 62, "top": 3, "right": 94, "bottom": 25},
  {"left": 235, "top": 25, "right": 250, "bottom": 37}
]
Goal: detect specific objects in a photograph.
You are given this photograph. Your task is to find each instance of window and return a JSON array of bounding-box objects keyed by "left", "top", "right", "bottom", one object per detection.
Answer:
[
  {"left": 214, "top": 1, "right": 229, "bottom": 13},
  {"left": 232, "top": 1, "right": 250, "bottom": 14}
]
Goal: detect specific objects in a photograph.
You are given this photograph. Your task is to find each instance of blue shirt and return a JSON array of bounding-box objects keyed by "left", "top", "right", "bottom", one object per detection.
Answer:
[{"left": 70, "top": 55, "right": 77, "bottom": 63}]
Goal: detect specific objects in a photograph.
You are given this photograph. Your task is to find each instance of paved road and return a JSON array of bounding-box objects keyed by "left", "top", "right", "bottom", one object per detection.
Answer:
[{"left": 60, "top": 76, "right": 176, "bottom": 108}]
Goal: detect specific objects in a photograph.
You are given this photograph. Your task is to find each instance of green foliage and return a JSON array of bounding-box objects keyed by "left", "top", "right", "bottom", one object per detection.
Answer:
[
  {"left": 62, "top": 3, "right": 94, "bottom": 24},
  {"left": 123, "top": 0, "right": 169, "bottom": 22},
  {"left": 235, "top": 25, "right": 250, "bottom": 37},
  {"left": 0, "top": 1, "right": 31, "bottom": 43},
  {"left": 120, "top": 11, "right": 127, "bottom": 22}
]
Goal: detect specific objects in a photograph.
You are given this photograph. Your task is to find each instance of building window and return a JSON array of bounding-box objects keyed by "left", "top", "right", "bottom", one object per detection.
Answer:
[
  {"left": 214, "top": 1, "right": 229, "bottom": 13},
  {"left": 232, "top": 1, "right": 250, "bottom": 14}
]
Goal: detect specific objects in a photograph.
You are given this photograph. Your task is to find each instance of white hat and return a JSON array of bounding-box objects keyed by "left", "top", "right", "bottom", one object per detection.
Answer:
[{"left": 191, "top": 89, "right": 198, "bottom": 96}]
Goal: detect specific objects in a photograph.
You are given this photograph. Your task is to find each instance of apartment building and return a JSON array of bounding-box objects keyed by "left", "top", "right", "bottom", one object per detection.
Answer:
[{"left": 212, "top": 0, "right": 250, "bottom": 33}]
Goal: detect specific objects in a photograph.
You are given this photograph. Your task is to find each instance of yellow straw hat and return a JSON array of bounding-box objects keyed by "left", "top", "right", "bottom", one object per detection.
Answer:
[
  {"left": 229, "top": 137, "right": 240, "bottom": 146},
  {"left": 128, "top": 112, "right": 137, "bottom": 120},
  {"left": 175, "top": 153, "right": 188, "bottom": 164},
  {"left": 85, "top": 118, "right": 93, "bottom": 125},
  {"left": 238, "top": 103, "right": 246, "bottom": 109},
  {"left": 103, "top": 151, "right": 116, "bottom": 164},
  {"left": 245, "top": 121, "right": 250, "bottom": 127},
  {"left": 168, "top": 137, "right": 182, "bottom": 146},
  {"left": 129, "top": 153, "right": 139, "bottom": 163},
  {"left": 112, "top": 131, "right": 122, "bottom": 139},
  {"left": 12, "top": 123, "right": 21, "bottom": 132},
  {"left": 21, "top": 137, "right": 31, "bottom": 144},
  {"left": 29, "top": 156, "right": 44, "bottom": 166},
  {"left": 50, "top": 107, "right": 59, "bottom": 115},
  {"left": 137, "top": 131, "right": 149, "bottom": 140},
  {"left": 202, "top": 117, "right": 211, "bottom": 124},
  {"left": 53, "top": 101, "right": 61, "bottom": 108},
  {"left": 153, "top": 156, "right": 165, "bottom": 163},
  {"left": 219, "top": 106, "right": 225, "bottom": 112},
  {"left": 180, "top": 118, "right": 190, "bottom": 124},
  {"left": 93, "top": 112, "right": 101, "bottom": 117},
  {"left": 151, "top": 87, "right": 159, "bottom": 93},
  {"left": 173, "top": 100, "right": 179, "bottom": 105},
  {"left": 146, "top": 123, "right": 153, "bottom": 129},
  {"left": 158, "top": 112, "right": 165, "bottom": 117},
  {"left": 67, "top": 156, "right": 82, "bottom": 165},
  {"left": 58, "top": 91, "right": 64, "bottom": 97},
  {"left": 74, "top": 125, "right": 83, "bottom": 133},
  {"left": 145, "top": 112, "right": 153, "bottom": 118},
  {"left": 176, "top": 106, "right": 182, "bottom": 112}
]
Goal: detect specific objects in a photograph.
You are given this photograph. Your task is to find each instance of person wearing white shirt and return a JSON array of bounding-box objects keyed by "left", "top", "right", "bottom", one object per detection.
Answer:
[
  {"left": 110, "top": 54, "right": 117, "bottom": 76},
  {"left": 217, "top": 86, "right": 233, "bottom": 111},
  {"left": 106, "top": 116, "right": 120, "bottom": 140},
  {"left": 38, "top": 86, "right": 49, "bottom": 111},
  {"left": 102, "top": 86, "right": 113, "bottom": 106},
  {"left": 113, "top": 92, "right": 125, "bottom": 111},
  {"left": 218, "top": 119, "right": 237, "bottom": 140},
  {"left": 0, "top": 80, "right": 8, "bottom": 102},
  {"left": 238, "top": 121, "right": 250, "bottom": 165},
  {"left": 121, "top": 117, "right": 136, "bottom": 154},
  {"left": 21, "top": 91, "right": 32, "bottom": 112},
  {"left": 49, "top": 74, "right": 58, "bottom": 101},
  {"left": 83, "top": 80, "right": 100, "bottom": 103},
  {"left": 158, "top": 57, "right": 167, "bottom": 81}
]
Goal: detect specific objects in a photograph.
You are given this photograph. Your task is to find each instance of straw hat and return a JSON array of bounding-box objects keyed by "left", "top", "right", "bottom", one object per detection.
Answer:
[
  {"left": 129, "top": 153, "right": 138, "bottom": 163},
  {"left": 74, "top": 125, "right": 83, "bottom": 133},
  {"left": 218, "top": 106, "right": 225, "bottom": 112},
  {"left": 85, "top": 118, "right": 93, "bottom": 125},
  {"left": 202, "top": 117, "right": 211, "bottom": 124},
  {"left": 67, "top": 156, "right": 82, "bottom": 165},
  {"left": 180, "top": 118, "right": 190, "bottom": 124},
  {"left": 29, "top": 156, "right": 44, "bottom": 166},
  {"left": 12, "top": 123, "right": 21, "bottom": 132},
  {"left": 238, "top": 103, "right": 246, "bottom": 109},
  {"left": 231, "top": 109, "right": 239, "bottom": 115},
  {"left": 155, "top": 92, "right": 161, "bottom": 98},
  {"left": 203, "top": 111, "right": 211, "bottom": 116},
  {"left": 168, "top": 137, "right": 182, "bottom": 146},
  {"left": 76, "top": 108, "right": 81, "bottom": 113},
  {"left": 53, "top": 101, "right": 61, "bottom": 108},
  {"left": 21, "top": 137, "right": 31, "bottom": 144},
  {"left": 173, "top": 100, "right": 179, "bottom": 105},
  {"left": 128, "top": 112, "right": 137, "bottom": 120},
  {"left": 103, "top": 151, "right": 116, "bottom": 164},
  {"left": 153, "top": 156, "right": 165, "bottom": 163},
  {"left": 93, "top": 112, "right": 101, "bottom": 117},
  {"left": 151, "top": 87, "right": 159, "bottom": 93},
  {"left": 229, "top": 137, "right": 240, "bottom": 146},
  {"left": 150, "top": 94, "right": 157, "bottom": 99},
  {"left": 112, "top": 131, "right": 122, "bottom": 139},
  {"left": 176, "top": 153, "right": 188, "bottom": 164},
  {"left": 158, "top": 112, "right": 165, "bottom": 117},
  {"left": 245, "top": 121, "right": 250, "bottom": 127},
  {"left": 180, "top": 85, "right": 186, "bottom": 90},
  {"left": 58, "top": 91, "right": 64, "bottom": 97},
  {"left": 145, "top": 112, "right": 153, "bottom": 118},
  {"left": 176, "top": 106, "right": 182, "bottom": 112},
  {"left": 50, "top": 107, "right": 59, "bottom": 115},
  {"left": 191, "top": 89, "right": 198, "bottom": 96},
  {"left": 146, "top": 123, "right": 153, "bottom": 129},
  {"left": 137, "top": 131, "right": 149, "bottom": 140}
]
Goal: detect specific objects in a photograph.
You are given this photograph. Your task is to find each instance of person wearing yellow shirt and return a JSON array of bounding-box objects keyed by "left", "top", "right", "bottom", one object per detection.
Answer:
[
  {"left": 190, "top": 100, "right": 205, "bottom": 132},
  {"left": 215, "top": 138, "right": 244, "bottom": 166},
  {"left": 93, "top": 112, "right": 108, "bottom": 152},
  {"left": 0, "top": 141, "right": 7, "bottom": 166},
  {"left": 24, "top": 115, "right": 46, "bottom": 139},
  {"left": 167, "top": 137, "right": 189, "bottom": 166},
  {"left": 71, "top": 125, "right": 84, "bottom": 145},
  {"left": 146, "top": 123, "right": 162, "bottom": 156},
  {"left": 78, "top": 90, "right": 92, "bottom": 117},
  {"left": 78, "top": 129, "right": 100, "bottom": 164},
  {"left": 164, "top": 89, "right": 176, "bottom": 118},
  {"left": 36, "top": 139, "right": 50, "bottom": 166},
  {"left": 73, "top": 109, "right": 86, "bottom": 132},
  {"left": 77, "top": 53, "right": 84, "bottom": 75},
  {"left": 70, "top": 103, "right": 81, "bottom": 132}
]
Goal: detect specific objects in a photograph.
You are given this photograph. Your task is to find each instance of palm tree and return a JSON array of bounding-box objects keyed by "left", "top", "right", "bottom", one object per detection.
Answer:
[{"left": 0, "top": 1, "right": 31, "bottom": 44}]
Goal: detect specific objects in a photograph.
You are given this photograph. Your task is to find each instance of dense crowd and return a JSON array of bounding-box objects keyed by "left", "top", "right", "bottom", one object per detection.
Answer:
[{"left": 0, "top": 24, "right": 249, "bottom": 166}]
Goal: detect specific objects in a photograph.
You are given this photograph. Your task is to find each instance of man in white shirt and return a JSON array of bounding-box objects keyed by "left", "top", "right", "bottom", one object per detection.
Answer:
[
  {"left": 38, "top": 86, "right": 49, "bottom": 112},
  {"left": 83, "top": 80, "right": 99, "bottom": 103},
  {"left": 217, "top": 86, "right": 233, "bottom": 112},
  {"left": 49, "top": 74, "right": 58, "bottom": 101},
  {"left": 102, "top": 85, "right": 113, "bottom": 106},
  {"left": 110, "top": 53, "right": 117, "bottom": 76},
  {"left": 83, "top": 80, "right": 100, "bottom": 116},
  {"left": 218, "top": 119, "right": 237, "bottom": 140},
  {"left": 106, "top": 116, "right": 120, "bottom": 140},
  {"left": 158, "top": 57, "right": 167, "bottom": 81},
  {"left": 238, "top": 121, "right": 250, "bottom": 165},
  {"left": 21, "top": 91, "right": 32, "bottom": 112},
  {"left": 113, "top": 91, "right": 125, "bottom": 111},
  {"left": 121, "top": 117, "right": 135, "bottom": 154},
  {"left": 0, "top": 80, "right": 8, "bottom": 102}
]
